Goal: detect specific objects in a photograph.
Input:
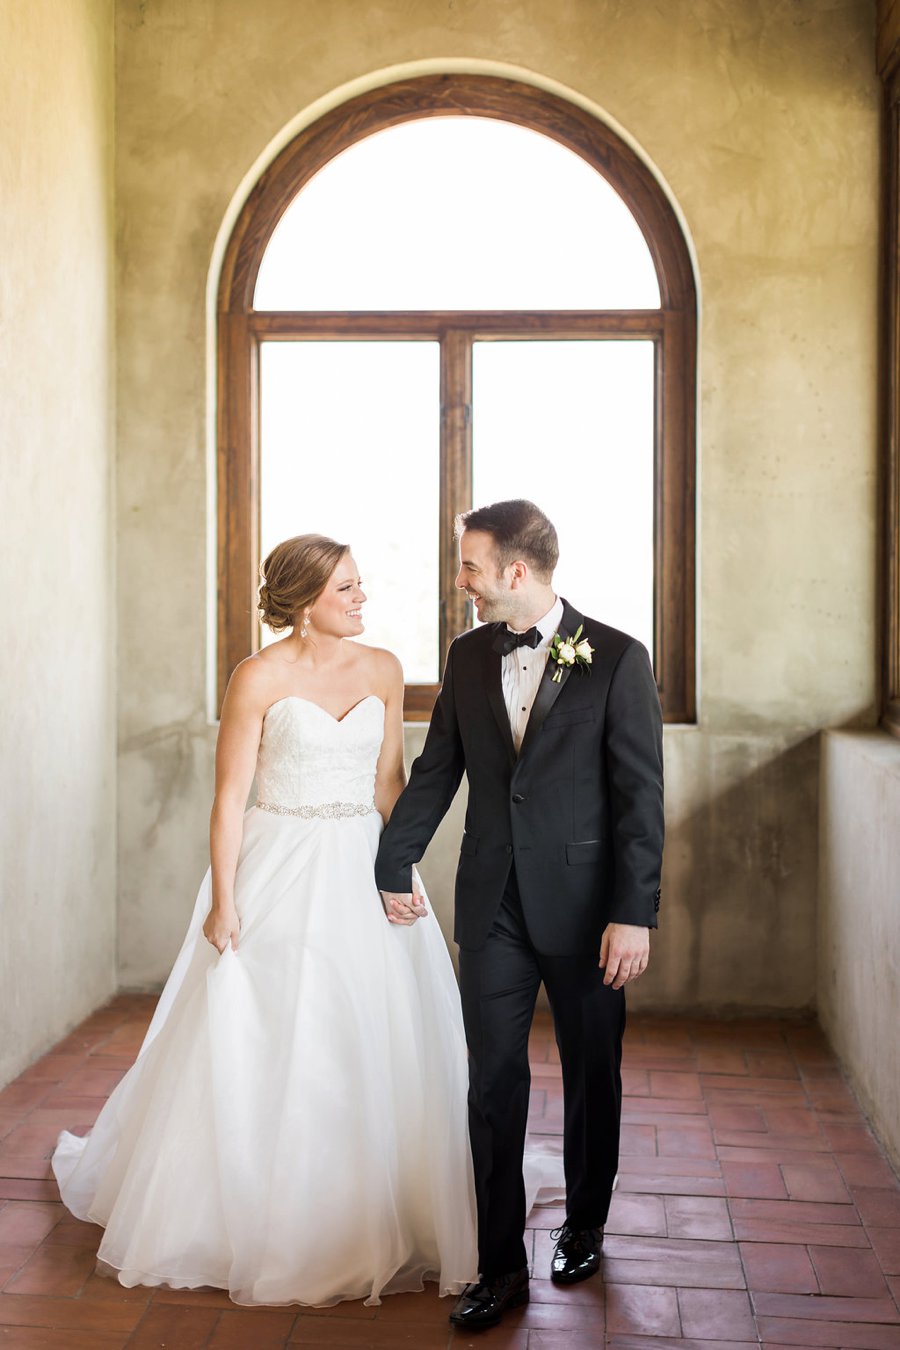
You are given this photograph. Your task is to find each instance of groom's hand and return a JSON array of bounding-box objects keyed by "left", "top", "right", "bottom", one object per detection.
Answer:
[
  {"left": 600, "top": 923, "right": 650, "bottom": 989},
  {"left": 380, "top": 883, "right": 429, "bottom": 925}
]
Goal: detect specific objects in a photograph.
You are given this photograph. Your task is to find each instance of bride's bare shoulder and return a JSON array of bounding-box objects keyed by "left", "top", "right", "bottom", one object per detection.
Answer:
[
  {"left": 224, "top": 645, "right": 290, "bottom": 711},
  {"left": 352, "top": 642, "right": 402, "bottom": 678},
  {"left": 348, "top": 642, "right": 403, "bottom": 698}
]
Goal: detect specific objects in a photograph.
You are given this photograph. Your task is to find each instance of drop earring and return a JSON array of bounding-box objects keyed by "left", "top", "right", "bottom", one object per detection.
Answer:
[{"left": 300, "top": 610, "right": 310, "bottom": 639}]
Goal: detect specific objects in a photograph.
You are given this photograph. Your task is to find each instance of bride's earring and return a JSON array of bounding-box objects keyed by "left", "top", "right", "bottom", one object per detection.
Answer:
[{"left": 300, "top": 610, "right": 310, "bottom": 639}]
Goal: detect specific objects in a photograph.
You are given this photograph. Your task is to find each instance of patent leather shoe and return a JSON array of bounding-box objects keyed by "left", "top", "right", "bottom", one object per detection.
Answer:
[
  {"left": 550, "top": 1224, "right": 604, "bottom": 1284},
  {"left": 448, "top": 1267, "right": 529, "bottom": 1329}
]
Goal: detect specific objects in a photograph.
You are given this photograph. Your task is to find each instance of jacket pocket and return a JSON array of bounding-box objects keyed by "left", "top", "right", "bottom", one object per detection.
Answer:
[
  {"left": 565, "top": 840, "right": 604, "bottom": 865},
  {"left": 460, "top": 830, "right": 479, "bottom": 857},
  {"left": 544, "top": 706, "right": 596, "bottom": 728}
]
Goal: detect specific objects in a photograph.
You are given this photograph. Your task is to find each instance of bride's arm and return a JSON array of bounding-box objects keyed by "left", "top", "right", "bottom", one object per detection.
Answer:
[
  {"left": 205, "top": 662, "right": 266, "bottom": 952},
  {"left": 373, "top": 651, "right": 406, "bottom": 823},
  {"left": 372, "top": 652, "right": 426, "bottom": 924}
]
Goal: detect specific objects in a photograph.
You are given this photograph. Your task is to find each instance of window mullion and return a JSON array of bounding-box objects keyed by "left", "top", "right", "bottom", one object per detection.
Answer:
[{"left": 439, "top": 330, "right": 473, "bottom": 667}]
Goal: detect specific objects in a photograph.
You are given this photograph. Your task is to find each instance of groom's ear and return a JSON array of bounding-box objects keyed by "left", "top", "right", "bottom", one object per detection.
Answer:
[{"left": 508, "top": 559, "right": 529, "bottom": 588}]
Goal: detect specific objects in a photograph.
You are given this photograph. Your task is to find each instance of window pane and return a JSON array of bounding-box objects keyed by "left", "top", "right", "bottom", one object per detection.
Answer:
[
  {"left": 255, "top": 118, "right": 660, "bottom": 311},
  {"left": 472, "top": 341, "right": 655, "bottom": 656},
  {"left": 259, "top": 342, "right": 440, "bottom": 682}
]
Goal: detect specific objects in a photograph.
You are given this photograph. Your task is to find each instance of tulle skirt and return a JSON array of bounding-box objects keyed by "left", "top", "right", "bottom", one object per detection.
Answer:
[{"left": 52, "top": 807, "right": 479, "bottom": 1306}]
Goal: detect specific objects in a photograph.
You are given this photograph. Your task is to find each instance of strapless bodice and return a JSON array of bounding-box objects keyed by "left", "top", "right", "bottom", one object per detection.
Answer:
[{"left": 254, "top": 695, "right": 385, "bottom": 812}]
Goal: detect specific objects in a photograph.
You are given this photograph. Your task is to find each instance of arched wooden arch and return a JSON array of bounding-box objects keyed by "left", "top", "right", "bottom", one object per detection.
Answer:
[{"left": 217, "top": 74, "right": 696, "bottom": 720}]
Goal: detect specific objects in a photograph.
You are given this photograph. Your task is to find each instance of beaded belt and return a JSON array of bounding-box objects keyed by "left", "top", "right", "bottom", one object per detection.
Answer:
[{"left": 255, "top": 799, "right": 376, "bottom": 820}]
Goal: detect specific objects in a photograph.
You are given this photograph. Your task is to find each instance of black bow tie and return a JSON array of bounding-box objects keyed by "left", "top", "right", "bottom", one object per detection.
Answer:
[{"left": 493, "top": 626, "right": 542, "bottom": 657}]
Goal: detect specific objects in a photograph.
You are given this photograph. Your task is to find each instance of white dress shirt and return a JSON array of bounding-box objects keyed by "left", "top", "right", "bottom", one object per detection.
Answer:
[{"left": 501, "top": 596, "right": 564, "bottom": 754}]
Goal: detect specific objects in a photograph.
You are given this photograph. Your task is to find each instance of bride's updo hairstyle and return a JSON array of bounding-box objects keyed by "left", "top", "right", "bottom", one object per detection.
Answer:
[{"left": 258, "top": 534, "right": 349, "bottom": 633}]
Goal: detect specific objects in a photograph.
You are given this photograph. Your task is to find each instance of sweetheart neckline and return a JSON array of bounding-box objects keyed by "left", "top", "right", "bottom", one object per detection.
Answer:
[{"left": 263, "top": 694, "right": 385, "bottom": 725}]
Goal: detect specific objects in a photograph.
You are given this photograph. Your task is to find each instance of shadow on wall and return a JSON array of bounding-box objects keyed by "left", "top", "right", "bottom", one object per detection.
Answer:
[
  {"left": 416, "top": 726, "right": 820, "bottom": 1017},
  {"left": 115, "top": 720, "right": 820, "bottom": 1018},
  {"left": 635, "top": 731, "right": 820, "bottom": 1015}
]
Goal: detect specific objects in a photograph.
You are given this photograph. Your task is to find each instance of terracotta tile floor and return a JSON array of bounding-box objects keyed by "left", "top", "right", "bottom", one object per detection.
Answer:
[{"left": 1, "top": 998, "right": 899, "bottom": 1348}]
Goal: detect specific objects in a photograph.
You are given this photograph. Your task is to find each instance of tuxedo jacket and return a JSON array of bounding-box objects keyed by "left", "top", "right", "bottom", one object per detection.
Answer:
[{"left": 374, "top": 599, "right": 664, "bottom": 956}]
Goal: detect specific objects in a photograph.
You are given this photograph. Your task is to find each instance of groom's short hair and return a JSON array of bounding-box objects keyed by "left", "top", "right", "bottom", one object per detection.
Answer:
[{"left": 455, "top": 499, "right": 559, "bottom": 581}]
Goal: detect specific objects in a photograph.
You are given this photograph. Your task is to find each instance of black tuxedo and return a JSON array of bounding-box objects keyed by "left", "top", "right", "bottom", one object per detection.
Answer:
[{"left": 375, "top": 599, "right": 664, "bottom": 1278}]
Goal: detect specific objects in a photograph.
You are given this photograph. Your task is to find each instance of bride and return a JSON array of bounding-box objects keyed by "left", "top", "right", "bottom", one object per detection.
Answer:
[{"left": 52, "top": 533, "right": 478, "bottom": 1307}]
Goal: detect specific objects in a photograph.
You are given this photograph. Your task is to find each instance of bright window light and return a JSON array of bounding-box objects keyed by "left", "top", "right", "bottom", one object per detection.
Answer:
[
  {"left": 255, "top": 117, "right": 660, "bottom": 311},
  {"left": 472, "top": 341, "right": 655, "bottom": 657},
  {"left": 259, "top": 341, "right": 441, "bottom": 683}
]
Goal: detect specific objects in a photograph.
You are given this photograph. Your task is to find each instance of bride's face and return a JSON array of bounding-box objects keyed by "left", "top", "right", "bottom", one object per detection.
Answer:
[{"left": 307, "top": 554, "right": 366, "bottom": 638}]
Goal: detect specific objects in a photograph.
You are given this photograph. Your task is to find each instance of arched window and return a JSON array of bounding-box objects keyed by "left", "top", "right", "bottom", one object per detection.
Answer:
[{"left": 217, "top": 75, "right": 696, "bottom": 720}]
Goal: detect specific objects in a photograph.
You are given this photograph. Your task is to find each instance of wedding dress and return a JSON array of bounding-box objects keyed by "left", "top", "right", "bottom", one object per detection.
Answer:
[{"left": 52, "top": 694, "right": 479, "bottom": 1306}]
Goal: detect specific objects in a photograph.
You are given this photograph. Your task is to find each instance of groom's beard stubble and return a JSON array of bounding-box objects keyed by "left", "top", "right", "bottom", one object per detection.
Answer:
[{"left": 467, "top": 588, "right": 519, "bottom": 628}]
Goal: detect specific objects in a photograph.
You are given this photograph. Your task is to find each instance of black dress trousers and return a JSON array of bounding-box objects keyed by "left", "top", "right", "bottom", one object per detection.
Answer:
[{"left": 457, "top": 866, "right": 626, "bottom": 1280}]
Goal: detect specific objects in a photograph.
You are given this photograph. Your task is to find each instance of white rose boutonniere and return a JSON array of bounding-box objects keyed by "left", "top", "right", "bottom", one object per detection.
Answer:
[{"left": 549, "top": 624, "right": 594, "bottom": 683}]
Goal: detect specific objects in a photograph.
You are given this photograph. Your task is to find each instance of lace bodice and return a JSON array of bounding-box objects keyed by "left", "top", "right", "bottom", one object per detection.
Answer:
[{"left": 255, "top": 696, "right": 385, "bottom": 811}]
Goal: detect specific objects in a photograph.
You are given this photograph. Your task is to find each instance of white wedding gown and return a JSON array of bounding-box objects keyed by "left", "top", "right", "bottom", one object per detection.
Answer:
[{"left": 52, "top": 694, "right": 479, "bottom": 1306}]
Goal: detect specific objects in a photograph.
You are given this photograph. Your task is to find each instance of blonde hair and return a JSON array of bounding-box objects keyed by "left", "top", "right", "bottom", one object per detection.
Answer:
[{"left": 258, "top": 534, "right": 349, "bottom": 633}]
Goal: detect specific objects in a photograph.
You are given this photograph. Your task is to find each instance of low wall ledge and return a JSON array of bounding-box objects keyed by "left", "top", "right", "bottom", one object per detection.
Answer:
[{"left": 822, "top": 728, "right": 900, "bottom": 780}]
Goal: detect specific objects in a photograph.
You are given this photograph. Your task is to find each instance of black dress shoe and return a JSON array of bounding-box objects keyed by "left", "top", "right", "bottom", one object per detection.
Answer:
[
  {"left": 448, "top": 1267, "right": 529, "bottom": 1329},
  {"left": 550, "top": 1224, "right": 604, "bottom": 1284}
]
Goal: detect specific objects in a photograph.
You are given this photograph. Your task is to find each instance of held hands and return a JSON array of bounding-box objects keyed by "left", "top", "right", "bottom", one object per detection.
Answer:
[
  {"left": 203, "top": 904, "right": 241, "bottom": 954},
  {"left": 380, "top": 876, "right": 429, "bottom": 926},
  {"left": 599, "top": 922, "right": 650, "bottom": 989}
]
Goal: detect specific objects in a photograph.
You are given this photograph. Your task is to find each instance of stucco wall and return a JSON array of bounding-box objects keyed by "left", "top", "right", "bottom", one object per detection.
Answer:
[
  {"left": 115, "top": 0, "right": 878, "bottom": 1011},
  {"left": 0, "top": 1, "right": 116, "bottom": 1085},
  {"left": 819, "top": 733, "right": 900, "bottom": 1171}
]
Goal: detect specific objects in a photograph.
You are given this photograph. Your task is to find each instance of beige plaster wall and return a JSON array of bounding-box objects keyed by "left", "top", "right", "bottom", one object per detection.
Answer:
[
  {"left": 819, "top": 733, "right": 900, "bottom": 1170},
  {"left": 115, "top": 0, "right": 878, "bottom": 1012},
  {"left": 0, "top": 1, "right": 116, "bottom": 1085}
]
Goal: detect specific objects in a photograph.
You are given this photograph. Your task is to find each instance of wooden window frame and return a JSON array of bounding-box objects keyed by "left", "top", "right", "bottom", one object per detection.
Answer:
[
  {"left": 881, "top": 57, "right": 900, "bottom": 737},
  {"left": 217, "top": 74, "right": 697, "bottom": 721}
]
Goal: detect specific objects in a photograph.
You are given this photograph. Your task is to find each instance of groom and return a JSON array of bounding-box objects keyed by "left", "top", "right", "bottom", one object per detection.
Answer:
[{"left": 376, "top": 499, "right": 664, "bottom": 1329}]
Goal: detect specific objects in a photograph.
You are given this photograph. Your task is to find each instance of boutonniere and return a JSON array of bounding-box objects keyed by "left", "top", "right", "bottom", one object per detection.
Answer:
[{"left": 549, "top": 625, "right": 594, "bottom": 683}]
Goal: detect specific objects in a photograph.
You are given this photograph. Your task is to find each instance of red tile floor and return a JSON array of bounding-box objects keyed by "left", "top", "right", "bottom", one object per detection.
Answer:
[{"left": 0, "top": 998, "right": 899, "bottom": 1348}]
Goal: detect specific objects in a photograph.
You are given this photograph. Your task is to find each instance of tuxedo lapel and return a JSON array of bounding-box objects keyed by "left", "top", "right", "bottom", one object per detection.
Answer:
[
  {"left": 484, "top": 635, "right": 517, "bottom": 767},
  {"left": 516, "top": 599, "right": 585, "bottom": 763}
]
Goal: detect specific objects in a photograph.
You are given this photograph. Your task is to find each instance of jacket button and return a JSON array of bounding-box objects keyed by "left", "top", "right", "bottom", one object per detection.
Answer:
[
  {"left": 511, "top": 793, "right": 525, "bottom": 803},
  {"left": 506, "top": 844, "right": 513, "bottom": 855}
]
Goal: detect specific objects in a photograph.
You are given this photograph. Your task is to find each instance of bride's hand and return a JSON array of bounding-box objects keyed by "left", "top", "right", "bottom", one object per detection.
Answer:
[
  {"left": 380, "top": 879, "right": 428, "bottom": 925},
  {"left": 203, "top": 905, "right": 241, "bottom": 953}
]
